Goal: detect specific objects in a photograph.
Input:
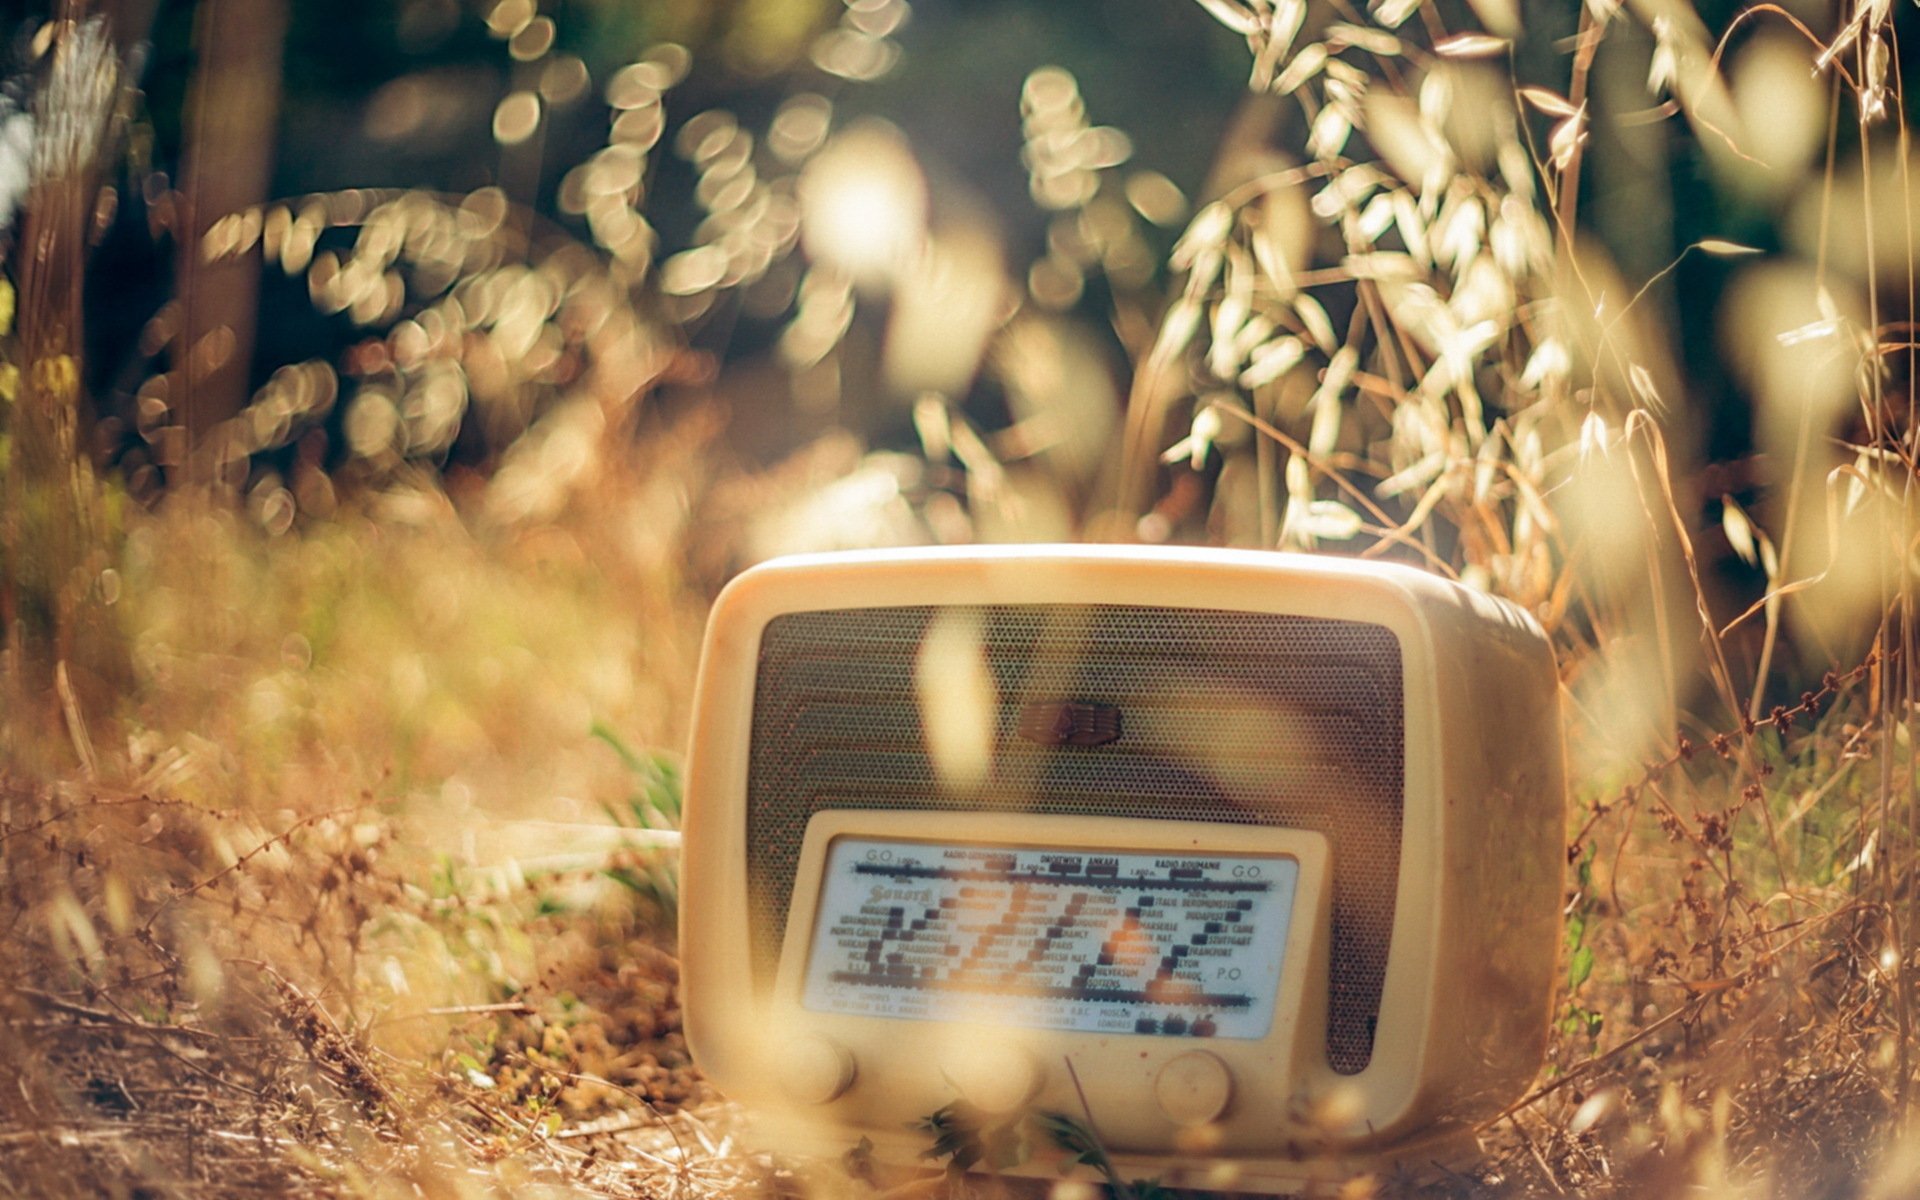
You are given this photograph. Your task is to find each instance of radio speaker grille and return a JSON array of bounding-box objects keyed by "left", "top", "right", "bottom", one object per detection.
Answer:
[{"left": 747, "top": 605, "right": 1403, "bottom": 1075}]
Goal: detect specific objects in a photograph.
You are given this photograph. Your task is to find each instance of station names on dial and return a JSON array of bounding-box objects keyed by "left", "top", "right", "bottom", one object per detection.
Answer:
[{"left": 800, "top": 839, "right": 1298, "bottom": 1039}]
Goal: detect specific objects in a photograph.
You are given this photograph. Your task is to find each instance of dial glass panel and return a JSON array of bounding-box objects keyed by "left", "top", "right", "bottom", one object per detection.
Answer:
[{"left": 801, "top": 837, "right": 1298, "bottom": 1039}]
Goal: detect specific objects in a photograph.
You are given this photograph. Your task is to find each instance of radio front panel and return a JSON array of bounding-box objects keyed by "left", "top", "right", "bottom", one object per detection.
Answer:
[
  {"left": 746, "top": 604, "right": 1402, "bottom": 1075},
  {"left": 682, "top": 546, "right": 1567, "bottom": 1185},
  {"left": 763, "top": 811, "right": 1335, "bottom": 1155}
]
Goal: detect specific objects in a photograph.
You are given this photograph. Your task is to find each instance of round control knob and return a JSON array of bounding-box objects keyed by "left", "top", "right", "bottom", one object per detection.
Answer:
[
  {"left": 941, "top": 1043, "right": 1042, "bottom": 1113},
  {"left": 1154, "top": 1051, "right": 1233, "bottom": 1127},
  {"left": 777, "top": 1034, "right": 856, "bottom": 1104}
]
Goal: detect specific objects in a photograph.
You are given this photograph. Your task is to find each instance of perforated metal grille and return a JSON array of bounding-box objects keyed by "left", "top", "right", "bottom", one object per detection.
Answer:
[{"left": 746, "top": 605, "right": 1403, "bottom": 1075}]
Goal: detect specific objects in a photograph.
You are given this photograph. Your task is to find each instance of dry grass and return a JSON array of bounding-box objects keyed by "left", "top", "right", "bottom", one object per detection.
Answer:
[{"left": 0, "top": 485, "right": 759, "bottom": 1197}]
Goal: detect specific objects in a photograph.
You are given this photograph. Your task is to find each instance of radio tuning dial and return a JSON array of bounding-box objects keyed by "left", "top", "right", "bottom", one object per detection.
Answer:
[
  {"left": 777, "top": 1034, "right": 856, "bottom": 1104},
  {"left": 941, "top": 1044, "right": 1042, "bottom": 1113},
  {"left": 1154, "top": 1051, "right": 1234, "bottom": 1127}
]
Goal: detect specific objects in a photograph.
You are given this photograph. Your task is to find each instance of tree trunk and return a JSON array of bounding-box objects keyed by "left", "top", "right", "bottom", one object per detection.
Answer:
[
  {"left": 172, "top": 0, "right": 290, "bottom": 485},
  {"left": 2, "top": 12, "right": 128, "bottom": 755}
]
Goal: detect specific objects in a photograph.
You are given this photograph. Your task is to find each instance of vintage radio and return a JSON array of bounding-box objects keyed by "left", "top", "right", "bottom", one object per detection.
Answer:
[{"left": 680, "top": 546, "right": 1565, "bottom": 1190}]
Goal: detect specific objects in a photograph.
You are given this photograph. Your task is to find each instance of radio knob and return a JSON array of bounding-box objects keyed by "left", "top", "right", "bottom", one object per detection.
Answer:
[
  {"left": 777, "top": 1034, "right": 856, "bottom": 1104},
  {"left": 1154, "top": 1051, "right": 1233, "bottom": 1127},
  {"left": 941, "top": 1044, "right": 1041, "bottom": 1113}
]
